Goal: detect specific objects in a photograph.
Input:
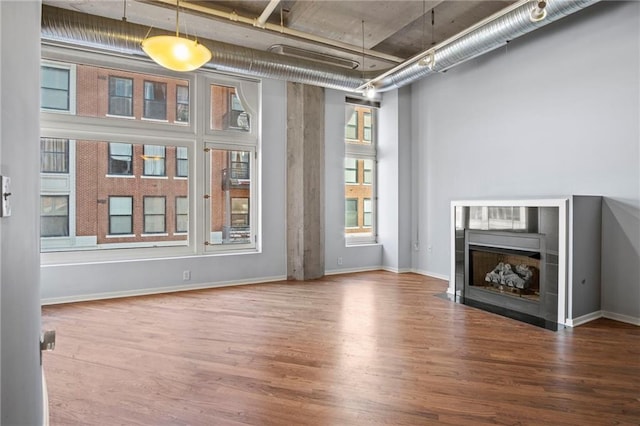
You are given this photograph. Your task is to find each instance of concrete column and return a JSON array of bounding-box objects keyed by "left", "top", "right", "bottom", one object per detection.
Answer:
[{"left": 287, "top": 83, "right": 325, "bottom": 280}]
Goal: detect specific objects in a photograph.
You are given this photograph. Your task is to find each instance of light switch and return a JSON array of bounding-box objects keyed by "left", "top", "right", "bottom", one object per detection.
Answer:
[{"left": 0, "top": 176, "right": 11, "bottom": 217}]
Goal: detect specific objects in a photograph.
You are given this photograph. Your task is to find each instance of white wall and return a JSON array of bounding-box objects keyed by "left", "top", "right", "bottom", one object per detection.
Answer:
[
  {"left": 41, "top": 78, "right": 288, "bottom": 302},
  {"left": 411, "top": 2, "right": 640, "bottom": 320},
  {"left": 1, "top": 0, "right": 43, "bottom": 423},
  {"left": 324, "top": 89, "right": 382, "bottom": 273}
]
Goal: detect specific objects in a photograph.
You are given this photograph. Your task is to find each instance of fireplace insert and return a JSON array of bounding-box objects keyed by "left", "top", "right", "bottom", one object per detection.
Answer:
[{"left": 464, "top": 229, "right": 556, "bottom": 328}]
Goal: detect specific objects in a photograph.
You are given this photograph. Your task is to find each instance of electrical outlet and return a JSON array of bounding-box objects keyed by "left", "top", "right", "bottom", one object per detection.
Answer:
[
  {"left": 337, "top": 257, "right": 343, "bottom": 266},
  {"left": 182, "top": 270, "right": 191, "bottom": 281}
]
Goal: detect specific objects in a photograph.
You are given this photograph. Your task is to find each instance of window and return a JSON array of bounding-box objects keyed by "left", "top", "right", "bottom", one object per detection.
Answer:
[
  {"left": 231, "top": 197, "right": 249, "bottom": 227},
  {"left": 40, "top": 55, "right": 259, "bottom": 258},
  {"left": 345, "top": 199, "right": 358, "bottom": 228},
  {"left": 41, "top": 138, "right": 69, "bottom": 173},
  {"left": 143, "top": 81, "right": 167, "bottom": 120},
  {"left": 345, "top": 103, "right": 377, "bottom": 243},
  {"left": 108, "top": 76, "right": 133, "bottom": 117},
  {"left": 41, "top": 66, "right": 70, "bottom": 111},
  {"left": 363, "top": 199, "right": 372, "bottom": 227},
  {"left": 144, "top": 196, "right": 166, "bottom": 234},
  {"left": 363, "top": 112, "right": 372, "bottom": 142},
  {"left": 207, "top": 148, "right": 254, "bottom": 246},
  {"left": 176, "top": 85, "right": 189, "bottom": 123},
  {"left": 345, "top": 158, "right": 358, "bottom": 183},
  {"left": 363, "top": 159, "right": 373, "bottom": 184},
  {"left": 108, "top": 143, "right": 133, "bottom": 175},
  {"left": 230, "top": 151, "right": 250, "bottom": 179},
  {"left": 41, "top": 196, "right": 69, "bottom": 237},
  {"left": 210, "top": 84, "right": 251, "bottom": 132},
  {"left": 175, "top": 196, "right": 188, "bottom": 233},
  {"left": 346, "top": 108, "right": 357, "bottom": 139},
  {"left": 176, "top": 147, "right": 188, "bottom": 178},
  {"left": 109, "top": 196, "right": 133, "bottom": 235},
  {"left": 143, "top": 145, "right": 166, "bottom": 176}
]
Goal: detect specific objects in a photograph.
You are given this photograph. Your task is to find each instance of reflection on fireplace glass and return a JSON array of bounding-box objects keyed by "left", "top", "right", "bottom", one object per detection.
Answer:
[{"left": 467, "top": 206, "right": 528, "bottom": 230}]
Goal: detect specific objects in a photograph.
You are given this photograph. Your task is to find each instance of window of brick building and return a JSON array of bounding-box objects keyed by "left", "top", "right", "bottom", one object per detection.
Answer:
[
  {"left": 176, "top": 147, "right": 188, "bottom": 178},
  {"left": 41, "top": 138, "right": 69, "bottom": 173},
  {"left": 108, "top": 76, "right": 133, "bottom": 117},
  {"left": 109, "top": 143, "right": 133, "bottom": 175},
  {"left": 144, "top": 196, "right": 166, "bottom": 234},
  {"left": 176, "top": 85, "right": 189, "bottom": 123},
  {"left": 175, "top": 196, "right": 188, "bottom": 234},
  {"left": 109, "top": 196, "right": 133, "bottom": 235},
  {"left": 41, "top": 195, "right": 69, "bottom": 237},
  {"left": 143, "top": 81, "right": 167, "bottom": 120},
  {"left": 345, "top": 198, "right": 358, "bottom": 228},
  {"left": 41, "top": 66, "right": 71, "bottom": 112},
  {"left": 143, "top": 145, "right": 166, "bottom": 176}
]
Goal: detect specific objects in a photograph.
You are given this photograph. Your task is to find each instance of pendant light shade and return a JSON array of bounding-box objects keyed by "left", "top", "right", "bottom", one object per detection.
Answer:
[
  {"left": 141, "top": 0, "right": 212, "bottom": 72},
  {"left": 142, "top": 35, "right": 211, "bottom": 72}
]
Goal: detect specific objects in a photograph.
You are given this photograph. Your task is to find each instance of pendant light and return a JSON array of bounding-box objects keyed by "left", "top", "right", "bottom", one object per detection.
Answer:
[{"left": 141, "top": 0, "right": 212, "bottom": 72}]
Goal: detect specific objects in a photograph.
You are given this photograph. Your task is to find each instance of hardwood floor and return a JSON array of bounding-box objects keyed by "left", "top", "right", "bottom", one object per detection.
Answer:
[{"left": 42, "top": 271, "right": 640, "bottom": 425}]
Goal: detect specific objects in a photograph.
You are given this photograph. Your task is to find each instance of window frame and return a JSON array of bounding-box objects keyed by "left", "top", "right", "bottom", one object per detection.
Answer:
[
  {"left": 39, "top": 46, "right": 261, "bottom": 264},
  {"left": 40, "top": 195, "right": 70, "bottom": 238},
  {"left": 175, "top": 196, "right": 189, "bottom": 234},
  {"left": 108, "top": 142, "right": 134, "bottom": 176},
  {"left": 344, "top": 102, "right": 377, "bottom": 245},
  {"left": 40, "top": 60, "right": 76, "bottom": 114},
  {"left": 143, "top": 144, "right": 166, "bottom": 177},
  {"left": 143, "top": 196, "right": 167, "bottom": 235},
  {"left": 143, "top": 80, "right": 168, "bottom": 121},
  {"left": 40, "top": 137, "right": 69, "bottom": 174},
  {"left": 108, "top": 196, "right": 134, "bottom": 236},
  {"left": 108, "top": 75, "right": 134, "bottom": 117}
]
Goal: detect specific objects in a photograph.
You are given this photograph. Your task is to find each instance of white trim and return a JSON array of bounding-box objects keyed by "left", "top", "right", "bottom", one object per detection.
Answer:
[
  {"left": 412, "top": 268, "right": 450, "bottom": 282},
  {"left": 602, "top": 311, "right": 640, "bottom": 326},
  {"left": 381, "top": 266, "right": 412, "bottom": 274},
  {"left": 324, "top": 266, "right": 382, "bottom": 275},
  {"left": 566, "top": 310, "right": 603, "bottom": 327},
  {"left": 41, "top": 275, "right": 287, "bottom": 306}
]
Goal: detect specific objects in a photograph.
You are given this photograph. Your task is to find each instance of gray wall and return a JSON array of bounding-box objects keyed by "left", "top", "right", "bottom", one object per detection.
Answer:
[
  {"left": 324, "top": 89, "right": 382, "bottom": 273},
  {"left": 378, "top": 87, "right": 413, "bottom": 272},
  {"left": 410, "top": 2, "right": 640, "bottom": 320},
  {"left": 1, "top": 0, "right": 43, "bottom": 424},
  {"left": 42, "top": 79, "right": 288, "bottom": 302}
]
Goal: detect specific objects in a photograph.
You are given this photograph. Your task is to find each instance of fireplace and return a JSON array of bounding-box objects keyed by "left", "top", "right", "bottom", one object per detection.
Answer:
[
  {"left": 451, "top": 198, "right": 603, "bottom": 329},
  {"left": 464, "top": 230, "right": 548, "bottom": 324}
]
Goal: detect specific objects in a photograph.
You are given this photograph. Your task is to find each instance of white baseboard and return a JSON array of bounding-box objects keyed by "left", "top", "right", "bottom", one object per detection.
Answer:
[
  {"left": 602, "top": 311, "right": 640, "bottom": 326},
  {"left": 41, "top": 275, "right": 287, "bottom": 305},
  {"left": 411, "top": 268, "right": 450, "bottom": 282},
  {"left": 381, "top": 266, "right": 413, "bottom": 274},
  {"left": 566, "top": 311, "right": 603, "bottom": 327},
  {"left": 324, "top": 266, "right": 382, "bottom": 275}
]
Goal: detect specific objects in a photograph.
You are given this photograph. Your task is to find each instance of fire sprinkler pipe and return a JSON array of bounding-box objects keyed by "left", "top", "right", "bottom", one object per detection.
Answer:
[
  {"left": 255, "top": 0, "right": 281, "bottom": 28},
  {"left": 144, "top": 0, "right": 404, "bottom": 65}
]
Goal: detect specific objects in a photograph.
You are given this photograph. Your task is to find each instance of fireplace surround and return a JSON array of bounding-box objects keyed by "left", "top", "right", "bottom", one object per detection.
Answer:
[{"left": 450, "top": 197, "right": 602, "bottom": 329}]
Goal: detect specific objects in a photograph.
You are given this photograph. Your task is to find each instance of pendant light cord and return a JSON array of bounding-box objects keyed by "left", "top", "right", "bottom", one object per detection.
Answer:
[{"left": 176, "top": 0, "right": 180, "bottom": 37}]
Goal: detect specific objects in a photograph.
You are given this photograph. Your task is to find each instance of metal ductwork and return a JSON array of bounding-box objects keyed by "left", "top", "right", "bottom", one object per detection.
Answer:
[
  {"left": 373, "top": 0, "right": 600, "bottom": 92},
  {"left": 41, "top": 0, "right": 600, "bottom": 94},
  {"left": 40, "top": 5, "right": 367, "bottom": 91}
]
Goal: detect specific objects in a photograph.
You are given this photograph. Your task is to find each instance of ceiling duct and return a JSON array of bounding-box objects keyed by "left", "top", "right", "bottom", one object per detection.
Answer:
[
  {"left": 41, "top": 0, "right": 599, "bottom": 94},
  {"left": 372, "top": 0, "right": 600, "bottom": 92}
]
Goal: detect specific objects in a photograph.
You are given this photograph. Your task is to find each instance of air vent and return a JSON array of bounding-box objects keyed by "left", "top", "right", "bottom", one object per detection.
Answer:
[{"left": 268, "top": 44, "right": 360, "bottom": 70}]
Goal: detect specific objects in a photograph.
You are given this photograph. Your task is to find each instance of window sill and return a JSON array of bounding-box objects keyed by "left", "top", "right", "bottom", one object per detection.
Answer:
[
  {"left": 141, "top": 175, "right": 168, "bottom": 180},
  {"left": 106, "top": 174, "right": 135, "bottom": 178}
]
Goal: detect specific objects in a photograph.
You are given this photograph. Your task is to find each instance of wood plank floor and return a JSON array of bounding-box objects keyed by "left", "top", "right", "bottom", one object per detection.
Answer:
[{"left": 42, "top": 271, "right": 640, "bottom": 425}]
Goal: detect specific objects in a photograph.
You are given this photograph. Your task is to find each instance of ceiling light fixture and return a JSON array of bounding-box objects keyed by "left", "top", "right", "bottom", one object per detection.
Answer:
[
  {"left": 141, "top": 0, "right": 212, "bottom": 72},
  {"left": 529, "top": 0, "right": 548, "bottom": 23}
]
